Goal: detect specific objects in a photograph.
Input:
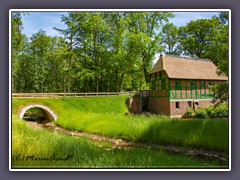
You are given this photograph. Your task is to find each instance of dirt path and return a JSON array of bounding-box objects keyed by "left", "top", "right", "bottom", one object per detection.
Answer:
[{"left": 26, "top": 121, "right": 228, "bottom": 163}]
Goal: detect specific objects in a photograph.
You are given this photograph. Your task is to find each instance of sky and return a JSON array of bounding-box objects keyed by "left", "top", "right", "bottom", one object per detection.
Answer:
[{"left": 20, "top": 11, "right": 220, "bottom": 38}]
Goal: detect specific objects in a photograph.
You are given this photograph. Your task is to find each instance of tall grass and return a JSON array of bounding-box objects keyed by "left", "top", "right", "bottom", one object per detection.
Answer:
[
  {"left": 12, "top": 97, "right": 229, "bottom": 152},
  {"left": 12, "top": 115, "right": 228, "bottom": 168}
]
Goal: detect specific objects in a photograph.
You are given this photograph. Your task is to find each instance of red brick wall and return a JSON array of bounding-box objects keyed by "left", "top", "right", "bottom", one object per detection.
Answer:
[
  {"left": 170, "top": 101, "right": 189, "bottom": 117},
  {"left": 170, "top": 100, "right": 213, "bottom": 117},
  {"left": 148, "top": 97, "right": 213, "bottom": 118},
  {"left": 148, "top": 98, "right": 170, "bottom": 116},
  {"left": 127, "top": 97, "right": 141, "bottom": 114}
]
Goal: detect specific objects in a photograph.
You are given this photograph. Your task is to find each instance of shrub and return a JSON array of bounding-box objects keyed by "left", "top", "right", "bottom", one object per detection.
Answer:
[
  {"left": 183, "top": 108, "right": 195, "bottom": 118},
  {"left": 205, "top": 105, "right": 215, "bottom": 117},
  {"left": 209, "top": 103, "right": 228, "bottom": 118},
  {"left": 193, "top": 103, "right": 228, "bottom": 119},
  {"left": 195, "top": 108, "right": 209, "bottom": 118}
]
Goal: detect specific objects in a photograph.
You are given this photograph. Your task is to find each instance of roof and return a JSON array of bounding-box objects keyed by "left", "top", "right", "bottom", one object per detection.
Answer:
[{"left": 150, "top": 55, "right": 228, "bottom": 80}]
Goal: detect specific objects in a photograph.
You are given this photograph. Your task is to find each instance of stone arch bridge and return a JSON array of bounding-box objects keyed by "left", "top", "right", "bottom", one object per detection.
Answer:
[{"left": 19, "top": 104, "right": 57, "bottom": 121}]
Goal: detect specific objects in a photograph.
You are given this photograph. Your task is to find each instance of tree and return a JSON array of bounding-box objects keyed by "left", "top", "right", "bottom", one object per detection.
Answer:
[
  {"left": 29, "top": 30, "right": 52, "bottom": 92},
  {"left": 179, "top": 18, "right": 222, "bottom": 58},
  {"left": 219, "top": 12, "right": 229, "bottom": 25},
  {"left": 12, "top": 12, "right": 175, "bottom": 93},
  {"left": 11, "top": 12, "right": 25, "bottom": 92},
  {"left": 127, "top": 12, "right": 174, "bottom": 83},
  {"left": 161, "top": 23, "right": 181, "bottom": 55},
  {"left": 211, "top": 12, "right": 229, "bottom": 105},
  {"left": 178, "top": 14, "right": 229, "bottom": 104},
  {"left": 54, "top": 13, "right": 79, "bottom": 93}
]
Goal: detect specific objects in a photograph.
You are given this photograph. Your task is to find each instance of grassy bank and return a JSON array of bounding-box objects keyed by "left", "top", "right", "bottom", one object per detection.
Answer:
[
  {"left": 12, "top": 97, "right": 229, "bottom": 152},
  {"left": 12, "top": 115, "right": 228, "bottom": 168}
]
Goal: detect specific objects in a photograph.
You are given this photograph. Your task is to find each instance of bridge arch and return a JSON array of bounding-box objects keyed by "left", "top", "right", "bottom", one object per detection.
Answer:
[{"left": 19, "top": 104, "right": 57, "bottom": 121}]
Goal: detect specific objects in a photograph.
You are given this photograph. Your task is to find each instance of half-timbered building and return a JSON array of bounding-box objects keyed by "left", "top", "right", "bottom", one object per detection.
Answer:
[{"left": 148, "top": 55, "right": 228, "bottom": 118}]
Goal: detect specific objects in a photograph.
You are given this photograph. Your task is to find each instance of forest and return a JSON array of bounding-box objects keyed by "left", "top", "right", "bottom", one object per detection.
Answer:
[{"left": 11, "top": 11, "right": 229, "bottom": 99}]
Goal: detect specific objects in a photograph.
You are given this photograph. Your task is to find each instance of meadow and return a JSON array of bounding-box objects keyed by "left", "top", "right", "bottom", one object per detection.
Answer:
[{"left": 11, "top": 96, "right": 229, "bottom": 168}]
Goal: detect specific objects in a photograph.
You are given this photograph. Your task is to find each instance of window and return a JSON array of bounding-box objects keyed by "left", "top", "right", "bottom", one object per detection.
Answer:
[
  {"left": 159, "top": 71, "right": 162, "bottom": 79},
  {"left": 175, "top": 80, "right": 181, "bottom": 90},
  {"left": 188, "top": 101, "right": 191, "bottom": 108},
  {"left": 208, "top": 81, "right": 213, "bottom": 86},
  {"left": 154, "top": 73, "right": 157, "bottom": 80},
  {"left": 162, "top": 79, "right": 166, "bottom": 90},
  {"left": 193, "top": 102, "right": 199, "bottom": 110},
  {"left": 190, "top": 81, "right": 196, "bottom": 89},
  {"left": 201, "top": 81, "right": 205, "bottom": 88},
  {"left": 176, "top": 102, "right": 180, "bottom": 109}
]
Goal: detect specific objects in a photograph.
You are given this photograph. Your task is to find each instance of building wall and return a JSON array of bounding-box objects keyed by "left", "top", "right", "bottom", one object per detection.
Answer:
[
  {"left": 149, "top": 98, "right": 213, "bottom": 118},
  {"left": 149, "top": 70, "right": 169, "bottom": 98},
  {"left": 127, "top": 97, "right": 141, "bottom": 114},
  {"left": 169, "top": 79, "right": 217, "bottom": 100},
  {"left": 149, "top": 71, "right": 221, "bottom": 101},
  {"left": 148, "top": 97, "right": 170, "bottom": 116},
  {"left": 148, "top": 72, "right": 227, "bottom": 117},
  {"left": 169, "top": 99, "right": 213, "bottom": 118}
]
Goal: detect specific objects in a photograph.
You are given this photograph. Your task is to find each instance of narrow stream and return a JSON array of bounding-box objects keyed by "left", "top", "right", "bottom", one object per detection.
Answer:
[{"left": 24, "top": 117, "right": 228, "bottom": 163}]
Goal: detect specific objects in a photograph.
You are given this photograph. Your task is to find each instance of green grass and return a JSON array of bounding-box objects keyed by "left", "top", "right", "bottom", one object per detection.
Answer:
[
  {"left": 12, "top": 115, "right": 228, "bottom": 168},
  {"left": 12, "top": 96, "right": 229, "bottom": 153}
]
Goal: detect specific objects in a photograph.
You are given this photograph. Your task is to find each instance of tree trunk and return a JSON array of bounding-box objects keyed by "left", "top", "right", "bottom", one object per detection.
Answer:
[
  {"left": 96, "top": 77, "right": 99, "bottom": 94},
  {"left": 68, "top": 44, "right": 73, "bottom": 93},
  {"left": 143, "top": 58, "right": 149, "bottom": 84},
  {"left": 119, "top": 72, "right": 125, "bottom": 92},
  {"left": 107, "top": 71, "right": 110, "bottom": 93}
]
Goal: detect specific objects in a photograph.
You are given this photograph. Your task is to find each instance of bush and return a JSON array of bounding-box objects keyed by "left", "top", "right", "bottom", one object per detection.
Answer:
[
  {"left": 190, "top": 103, "right": 229, "bottom": 119},
  {"left": 183, "top": 108, "right": 195, "bottom": 118},
  {"left": 195, "top": 108, "right": 209, "bottom": 118},
  {"left": 205, "top": 105, "right": 215, "bottom": 117},
  {"left": 209, "top": 103, "right": 228, "bottom": 118}
]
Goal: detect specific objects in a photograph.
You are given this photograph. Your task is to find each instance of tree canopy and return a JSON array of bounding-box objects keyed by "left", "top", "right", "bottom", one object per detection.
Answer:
[{"left": 11, "top": 11, "right": 229, "bottom": 104}]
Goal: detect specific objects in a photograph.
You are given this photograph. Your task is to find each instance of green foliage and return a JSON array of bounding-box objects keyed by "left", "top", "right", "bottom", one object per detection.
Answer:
[
  {"left": 183, "top": 108, "right": 195, "bottom": 118},
  {"left": 207, "top": 103, "right": 228, "bottom": 118},
  {"left": 179, "top": 18, "right": 222, "bottom": 58},
  {"left": 161, "top": 23, "right": 182, "bottom": 55},
  {"left": 195, "top": 108, "right": 209, "bottom": 118},
  {"left": 211, "top": 81, "right": 229, "bottom": 105},
  {"left": 12, "top": 12, "right": 173, "bottom": 93},
  {"left": 183, "top": 103, "right": 228, "bottom": 119}
]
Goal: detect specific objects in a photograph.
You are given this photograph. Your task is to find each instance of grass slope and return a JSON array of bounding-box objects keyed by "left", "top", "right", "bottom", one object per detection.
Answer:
[
  {"left": 12, "top": 115, "right": 228, "bottom": 168},
  {"left": 12, "top": 96, "right": 229, "bottom": 152}
]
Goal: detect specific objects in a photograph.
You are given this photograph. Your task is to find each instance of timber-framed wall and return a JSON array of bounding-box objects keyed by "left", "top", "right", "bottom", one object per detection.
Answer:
[{"left": 148, "top": 69, "right": 225, "bottom": 117}]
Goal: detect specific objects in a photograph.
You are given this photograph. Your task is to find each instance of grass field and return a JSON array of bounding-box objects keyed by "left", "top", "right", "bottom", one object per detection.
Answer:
[{"left": 11, "top": 96, "right": 229, "bottom": 168}]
